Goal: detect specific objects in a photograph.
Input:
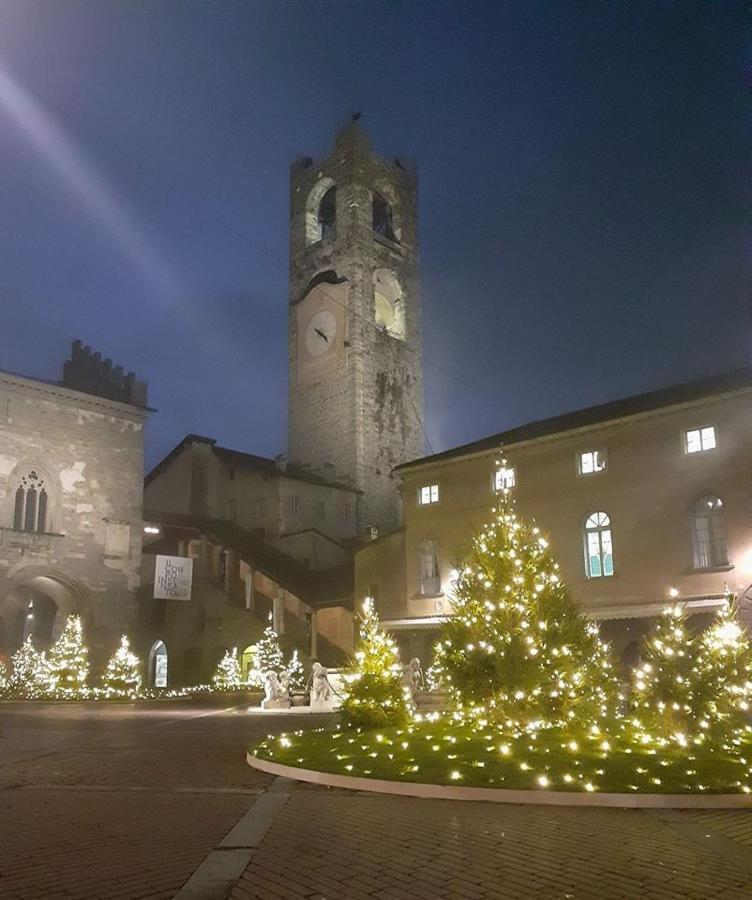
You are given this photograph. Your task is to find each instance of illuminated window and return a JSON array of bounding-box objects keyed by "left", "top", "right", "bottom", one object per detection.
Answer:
[
  {"left": 419, "top": 539, "right": 441, "bottom": 595},
  {"left": 584, "top": 512, "right": 614, "bottom": 578},
  {"left": 493, "top": 466, "right": 516, "bottom": 491},
  {"left": 578, "top": 449, "right": 606, "bottom": 475},
  {"left": 12, "top": 470, "right": 48, "bottom": 533},
  {"left": 685, "top": 426, "right": 716, "bottom": 454},
  {"left": 692, "top": 496, "right": 727, "bottom": 568},
  {"left": 418, "top": 484, "right": 440, "bottom": 506}
]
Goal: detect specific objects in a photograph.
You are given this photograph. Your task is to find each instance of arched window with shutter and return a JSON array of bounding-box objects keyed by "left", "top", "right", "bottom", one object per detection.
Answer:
[
  {"left": 692, "top": 496, "right": 728, "bottom": 569},
  {"left": 583, "top": 511, "right": 614, "bottom": 578}
]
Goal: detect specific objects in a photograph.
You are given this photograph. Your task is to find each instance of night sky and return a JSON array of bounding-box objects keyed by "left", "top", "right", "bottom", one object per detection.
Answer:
[{"left": 0, "top": 1, "right": 748, "bottom": 471}]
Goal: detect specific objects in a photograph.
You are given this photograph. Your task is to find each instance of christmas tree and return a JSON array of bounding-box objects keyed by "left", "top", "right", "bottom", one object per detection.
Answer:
[
  {"left": 213, "top": 647, "right": 242, "bottom": 690},
  {"left": 102, "top": 635, "right": 142, "bottom": 697},
  {"left": 8, "top": 637, "right": 49, "bottom": 698},
  {"left": 47, "top": 615, "right": 89, "bottom": 696},
  {"left": 285, "top": 648, "right": 306, "bottom": 692},
  {"left": 247, "top": 617, "right": 284, "bottom": 687},
  {"left": 340, "top": 596, "right": 410, "bottom": 729},
  {"left": 631, "top": 604, "right": 697, "bottom": 746},
  {"left": 432, "top": 457, "right": 620, "bottom": 733},
  {"left": 692, "top": 594, "right": 752, "bottom": 744}
]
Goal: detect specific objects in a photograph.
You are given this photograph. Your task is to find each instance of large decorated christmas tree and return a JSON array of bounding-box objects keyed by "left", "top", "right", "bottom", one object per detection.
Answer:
[
  {"left": 213, "top": 647, "right": 242, "bottom": 690},
  {"left": 432, "top": 457, "right": 620, "bottom": 733},
  {"left": 47, "top": 615, "right": 89, "bottom": 696},
  {"left": 8, "top": 637, "right": 48, "bottom": 698},
  {"left": 247, "top": 617, "right": 284, "bottom": 687},
  {"left": 341, "top": 596, "right": 410, "bottom": 729},
  {"left": 102, "top": 635, "right": 142, "bottom": 697}
]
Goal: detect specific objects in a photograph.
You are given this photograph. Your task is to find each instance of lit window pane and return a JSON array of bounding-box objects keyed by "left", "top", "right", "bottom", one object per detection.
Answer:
[
  {"left": 419, "top": 484, "right": 439, "bottom": 505},
  {"left": 685, "top": 429, "right": 702, "bottom": 453},
  {"left": 494, "top": 467, "right": 516, "bottom": 490},
  {"left": 701, "top": 427, "right": 716, "bottom": 450},
  {"left": 584, "top": 513, "right": 614, "bottom": 578},
  {"left": 580, "top": 452, "right": 594, "bottom": 474},
  {"left": 579, "top": 450, "right": 606, "bottom": 475}
]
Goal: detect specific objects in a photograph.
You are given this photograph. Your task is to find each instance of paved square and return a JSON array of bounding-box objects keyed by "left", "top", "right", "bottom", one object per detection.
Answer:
[{"left": 2, "top": 701, "right": 752, "bottom": 899}]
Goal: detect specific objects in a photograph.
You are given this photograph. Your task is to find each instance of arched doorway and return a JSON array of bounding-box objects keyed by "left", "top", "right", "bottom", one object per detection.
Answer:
[
  {"left": 241, "top": 644, "right": 256, "bottom": 684},
  {"left": 0, "top": 569, "right": 89, "bottom": 658},
  {"left": 148, "top": 640, "right": 168, "bottom": 688}
]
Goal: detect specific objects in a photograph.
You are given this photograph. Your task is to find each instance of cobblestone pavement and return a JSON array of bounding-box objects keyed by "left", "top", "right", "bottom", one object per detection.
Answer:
[
  {"left": 0, "top": 699, "right": 328, "bottom": 899},
  {"left": 230, "top": 785, "right": 752, "bottom": 900},
  {"left": 3, "top": 702, "right": 752, "bottom": 899}
]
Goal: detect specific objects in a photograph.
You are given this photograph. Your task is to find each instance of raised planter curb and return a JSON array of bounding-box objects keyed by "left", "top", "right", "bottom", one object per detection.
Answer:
[{"left": 247, "top": 752, "right": 752, "bottom": 809}]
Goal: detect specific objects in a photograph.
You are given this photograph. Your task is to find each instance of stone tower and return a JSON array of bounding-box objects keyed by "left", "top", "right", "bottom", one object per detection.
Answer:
[{"left": 288, "top": 123, "right": 424, "bottom": 533}]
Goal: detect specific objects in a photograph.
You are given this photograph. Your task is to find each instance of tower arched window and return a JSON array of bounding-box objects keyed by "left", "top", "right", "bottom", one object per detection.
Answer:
[
  {"left": 12, "top": 471, "right": 48, "bottom": 534},
  {"left": 373, "top": 269, "right": 406, "bottom": 341},
  {"left": 692, "top": 496, "right": 727, "bottom": 569},
  {"left": 305, "top": 178, "right": 337, "bottom": 245},
  {"left": 583, "top": 512, "right": 613, "bottom": 578},
  {"left": 373, "top": 190, "right": 396, "bottom": 241}
]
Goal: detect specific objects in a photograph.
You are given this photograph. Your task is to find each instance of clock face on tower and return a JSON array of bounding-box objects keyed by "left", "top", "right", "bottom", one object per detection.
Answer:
[{"left": 305, "top": 310, "right": 337, "bottom": 358}]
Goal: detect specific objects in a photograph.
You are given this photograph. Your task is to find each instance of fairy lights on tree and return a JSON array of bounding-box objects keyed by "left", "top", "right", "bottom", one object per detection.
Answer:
[
  {"left": 285, "top": 648, "right": 306, "bottom": 692},
  {"left": 341, "top": 596, "right": 410, "bottom": 729},
  {"left": 7, "top": 637, "right": 48, "bottom": 698},
  {"left": 102, "top": 635, "right": 142, "bottom": 697},
  {"left": 432, "top": 457, "right": 620, "bottom": 733},
  {"left": 248, "top": 616, "right": 284, "bottom": 687},
  {"left": 631, "top": 604, "right": 696, "bottom": 746},
  {"left": 213, "top": 646, "right": 242, "bottom": 690},
  {"left": 46, "top": 615, "right": 89, "bottom": 697}
]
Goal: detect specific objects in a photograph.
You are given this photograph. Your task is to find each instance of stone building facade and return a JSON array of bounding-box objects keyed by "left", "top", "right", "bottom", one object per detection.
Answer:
[
  {"left": 0, "top": 343, "right": 148, "bottom": 669},
  {"left": 288, "top": 123, "right": 424, "bottom": 533},
  {"left": 356, "top": 369, "right": 752, "bottom": 665}
]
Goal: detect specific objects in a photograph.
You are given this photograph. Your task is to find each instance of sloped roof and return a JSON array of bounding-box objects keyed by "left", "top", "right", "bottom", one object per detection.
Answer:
[
  {"left": 145, "top": 434, "right": 360, "bottom": 494},
  {"left": 396, "top": 366, "right": 752, "bottom": 471},
  {"left": 142, "top": 510, "right": 354, "bottom": 610}
]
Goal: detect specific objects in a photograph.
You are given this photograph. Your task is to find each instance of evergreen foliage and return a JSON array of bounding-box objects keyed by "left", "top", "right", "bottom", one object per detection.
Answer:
[
  {"left": 285, "top": 649, "right": 306, "bottom": 692},
  {"left": 47, "top": 615, "right": 89, "bottom": 696},
  {"left": 8, "top": 637, "right": 48, "bottom": 698},
  {"left": 248, "top": 620, "right": 284, "bottom": 687},
  {"left": 102, "top": 635, "right": 142, "bottom": 696},
  {"left": 341, "top": 597, "right": 410, "bottom": 730},
  {"left": 213, "top": 647, "right": 242, "bottom": 690},
  {"left": 631, "top": 604, "right": 696, "bottom": 744},
  {"left": 432, "top": 459, "right": 620, "bottom": 732}
]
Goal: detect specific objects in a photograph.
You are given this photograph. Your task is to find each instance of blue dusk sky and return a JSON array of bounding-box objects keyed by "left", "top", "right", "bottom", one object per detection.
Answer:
[{"left": 0, "top": 1, "right": 748, "bottom": 469}]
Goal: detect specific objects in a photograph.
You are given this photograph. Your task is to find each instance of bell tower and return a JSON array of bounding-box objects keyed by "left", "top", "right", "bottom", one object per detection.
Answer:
[{"left": 288, "top": 123, "right": 424, "bottom": 533}]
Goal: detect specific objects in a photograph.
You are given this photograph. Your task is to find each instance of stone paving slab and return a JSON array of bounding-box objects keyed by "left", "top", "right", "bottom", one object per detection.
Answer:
[{"left": 229, "top": 786, "right": 752, "bottom": 899}]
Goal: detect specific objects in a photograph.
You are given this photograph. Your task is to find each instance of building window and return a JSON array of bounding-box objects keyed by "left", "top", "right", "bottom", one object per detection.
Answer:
[
  {"left": 493, "top": 466, "right": 516, "bottom": 491},
  {"left": 288, "top": 495, "right": 300, "bottom": 517},
  {"left": 578, "top": 449, "right": 606, "bottom": 475},
  {"left": 419, "top": 539, "right": 441, "bottom": 595},
  {"left": 418, "top": 484, "right": 440, "bottom": 506},
  {"left": 12, "top": 471, "right": 48, "bottom": 533},
  {"left": 314, "top": 499, "right": 326, "bottom": 521},
  {"left": 373, "top": 269, "right": 406, "bottom": 341},
  {"left": 226, "top": 500, "right": 236, "bottom": 522},
  {"left": 228, "top": 467, "right": 235, "bottom": 481},
  {"left": 340, "top": 502, "right": 351, "bottom": 524},
  {"left": 254, "top": 499, "right": 266, "bottom": 528},
  {"left": 305, "top": 178, "right": 337, "bottom": 245},
  {"left": 692, "top": 496, "right": 728, "bottom": 569},
  {"left": 685, "top": 426, "right": 716, "bottom": 454},
  {"left": 584, "top": 512, "right": 614, "bottom": 578}
]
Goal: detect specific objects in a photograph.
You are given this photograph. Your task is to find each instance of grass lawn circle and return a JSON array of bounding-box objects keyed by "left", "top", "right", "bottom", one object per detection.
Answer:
[{"left": 250, "top": 717, "right": 752, "bottom": 803}]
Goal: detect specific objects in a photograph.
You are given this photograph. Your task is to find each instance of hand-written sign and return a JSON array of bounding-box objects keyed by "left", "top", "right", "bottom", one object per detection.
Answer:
[{"left": 154, "top": 555, "right": 193, "bottom": 601}]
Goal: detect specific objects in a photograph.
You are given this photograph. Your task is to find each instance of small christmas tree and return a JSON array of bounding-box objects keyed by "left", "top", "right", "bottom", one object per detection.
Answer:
[
  {"left": 248, "top": 618, "right": 284, "bottom": 687},
  {"left": 47, "top": 615, "right": 89, "bottom": 696},
  {"left": 340, "top": 596, "right": 410, "bottom": 730},
  {"left": 102, "top": 635, "right": 142, "bottom": 697},
  {"left": 285, "top": 648, "right": 306, "bottom": 692},
  {"left": 433, "top": 456, "right": 620, "bottom": 733},
  {"left": 693, "top": 594, "right": 752, "bottom": 743},
  {"left": 0, "top": 660, "right": 6, "bottom": 696},
  {"left": 8, "top": 637, "right": 48, "bottom": 698},
  {"left": 213, "top": 647, "right": 242, "bottom": 690},
  {"left": 631, "top": 604, "right": 697, "bottom": 746}
]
